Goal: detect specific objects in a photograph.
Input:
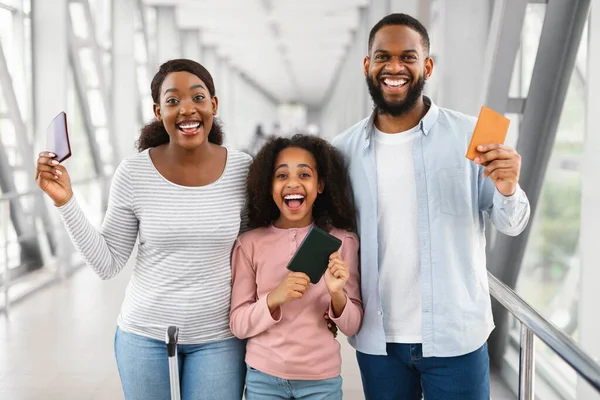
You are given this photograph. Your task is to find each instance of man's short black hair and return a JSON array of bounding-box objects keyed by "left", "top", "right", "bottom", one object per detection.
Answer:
[{"left": 368, "top": 13, "right": 430, "bottom": 56}]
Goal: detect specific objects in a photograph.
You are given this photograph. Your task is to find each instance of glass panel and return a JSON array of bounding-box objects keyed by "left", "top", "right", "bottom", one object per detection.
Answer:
[
  {"left": 0, "top": 0, "right": 19, "bottom": 8},
  {"left": 509, "top": 3, "right": 546, "bottom": 98},
  {"left": 69, "top": 2, "right": 88, "bottom": 39},
  {"left": 514, "top": 13, "right": 589, "bottom": 392},
  {"left": 22, "top": 13, "right": 32, "bottom": 138},
  {"left": 504, "top": 113, "right": 521, "bottom": 149},
  {"left": 87, "top": 89, "right": 106, "bottom": 127},
  {"left": 0, "top": 88, "right": 7, "bottom": 113},
  {"left": 66, "top": 67, "right": 95, "bottom": 181},
  {"left": 89, "top": 0, "right": 110, "bottom": 49},
  {"left": 0, "top": 202, "right": 20, "bottom": 274},
  {"left": 79, "top": 48, "right": 100, "bottom": 88},
  {"left": 145, "top": 6, "right": 157, "bottom": 67},
  {"left": 134, "top": 32, "right": 148, "bottom": 63},
  {"left": 0, "top": 9, "right": 14, "bottom": 47},
  {"left": 22, "top": 0, "right": 30, "bottom": 15}
]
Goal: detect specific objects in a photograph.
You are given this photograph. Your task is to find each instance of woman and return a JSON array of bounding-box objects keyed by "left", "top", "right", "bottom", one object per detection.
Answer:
[{"left": 35, "top": 59, "right": 251, "bottom": 400}]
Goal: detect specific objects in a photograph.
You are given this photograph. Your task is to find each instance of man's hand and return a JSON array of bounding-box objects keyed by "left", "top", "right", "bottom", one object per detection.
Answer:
[{"left": 474, "top": 144, "right": 521, "bottom": 196}]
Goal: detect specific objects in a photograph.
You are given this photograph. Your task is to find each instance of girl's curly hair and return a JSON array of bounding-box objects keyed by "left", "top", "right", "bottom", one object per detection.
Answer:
[
  {"left": 247, "top": 134, "right": 356, "bottom": 232},
  {"left": 136, "top": 59, "right": 223, "bottom": 151}
]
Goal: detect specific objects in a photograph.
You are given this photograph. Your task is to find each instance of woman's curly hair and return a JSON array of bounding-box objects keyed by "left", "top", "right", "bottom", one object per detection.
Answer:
[
  {"left": 136, "top": 59, "right": 223, "bottom": 151},
  {"left": 247, "top": 134, "right": 356, "bottom": 232}
]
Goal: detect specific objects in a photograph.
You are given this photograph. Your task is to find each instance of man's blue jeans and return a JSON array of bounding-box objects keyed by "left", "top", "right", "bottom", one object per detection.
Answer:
[
  {"left": 356, "top": 343, "right": 490, "bottom": 400},
  {"left": 114, "top": 327, "right": 246, "bottom": 400}
]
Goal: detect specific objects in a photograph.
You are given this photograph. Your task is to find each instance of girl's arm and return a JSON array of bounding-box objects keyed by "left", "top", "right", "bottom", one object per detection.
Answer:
[
  {"left": 230, "top": 239, "right": 281, "bottom": 339},
  {"left": 328, "top": 232, "right": 363, "bottom": 336}
]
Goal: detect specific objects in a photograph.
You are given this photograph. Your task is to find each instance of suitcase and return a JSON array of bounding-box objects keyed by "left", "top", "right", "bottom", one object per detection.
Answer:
[{"left": 166, "top": 326, "right": 181, "bottom": 400}]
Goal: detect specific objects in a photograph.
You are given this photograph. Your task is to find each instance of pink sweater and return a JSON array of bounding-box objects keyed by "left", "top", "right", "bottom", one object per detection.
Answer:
[{"left": 230, "top": 224, "right": 363, "bottom": 380}]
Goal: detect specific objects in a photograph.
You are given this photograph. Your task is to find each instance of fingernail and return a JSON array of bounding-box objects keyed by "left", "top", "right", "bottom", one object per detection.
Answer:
[
  {"left": 477, "top": 145, "right": 484, "bottom": 150},
  {"left": 55, "top": 170, "right": 62, "bottom": 176},
  {"left": 51, "top": 160, "right": 59, "bottom": 165},
  {"left": 474, "top": 157, "right": 480, "bottom": 164},
  {"left": 54, "top": 175, "right": 59, "bottom": 179},
  {"left": 49, "top": 152, "right": 56, "bottom": 157}
]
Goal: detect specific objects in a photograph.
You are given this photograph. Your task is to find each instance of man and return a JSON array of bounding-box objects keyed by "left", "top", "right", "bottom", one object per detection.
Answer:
[{"left": 332, "top": 13, "right": 530, "bottom": 400}]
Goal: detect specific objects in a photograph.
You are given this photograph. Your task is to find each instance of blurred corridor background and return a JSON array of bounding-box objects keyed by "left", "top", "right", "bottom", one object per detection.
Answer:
[{"left": 0, "top": 0, "right": 599, "bottom": 398}]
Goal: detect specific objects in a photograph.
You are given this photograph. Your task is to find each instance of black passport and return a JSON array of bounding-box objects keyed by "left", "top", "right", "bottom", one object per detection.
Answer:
[{"left": 286, "top": 225, "right": 342, "bottom": 284}]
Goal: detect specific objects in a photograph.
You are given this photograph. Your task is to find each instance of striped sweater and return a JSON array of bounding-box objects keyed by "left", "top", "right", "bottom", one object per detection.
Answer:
[{"left": 57, "top": 148, "right": 252, "bottom": 344}]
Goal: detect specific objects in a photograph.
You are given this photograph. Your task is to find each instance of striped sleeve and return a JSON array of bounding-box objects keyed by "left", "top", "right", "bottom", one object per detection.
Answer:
[{"left": 57, "top": 159, "right": 138, "bottom": 280}]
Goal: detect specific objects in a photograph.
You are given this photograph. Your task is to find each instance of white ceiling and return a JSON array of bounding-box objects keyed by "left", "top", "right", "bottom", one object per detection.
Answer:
[{"left": 142, "top": 0, "right": 370, "bottom": 106}]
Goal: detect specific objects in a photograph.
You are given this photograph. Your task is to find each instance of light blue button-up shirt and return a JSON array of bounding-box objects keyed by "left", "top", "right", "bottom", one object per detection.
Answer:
[{"left": 332, "top": 97, "right": 530, "bottom": 357}]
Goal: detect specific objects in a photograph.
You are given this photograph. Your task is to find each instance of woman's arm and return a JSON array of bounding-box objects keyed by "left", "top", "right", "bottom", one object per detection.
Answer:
[{"left": 57, "top": 160, "right": 138, "bottom": 280}]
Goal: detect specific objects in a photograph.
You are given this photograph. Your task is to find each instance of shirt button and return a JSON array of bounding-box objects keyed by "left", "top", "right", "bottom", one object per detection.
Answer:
[
  {"left": 503, "top": 200, "right": 508, "bottom": 205},
  {"left": 377, "top": 311, "right": 383, "bottom": 316}
]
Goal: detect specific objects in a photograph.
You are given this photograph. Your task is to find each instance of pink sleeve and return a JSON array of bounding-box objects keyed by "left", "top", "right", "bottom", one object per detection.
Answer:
[
  {"left": 230, "top": 239, "right": 282, "bottom": 339},
  {"left": 328, "top": 232, "right": 363, "bottom": 336}
]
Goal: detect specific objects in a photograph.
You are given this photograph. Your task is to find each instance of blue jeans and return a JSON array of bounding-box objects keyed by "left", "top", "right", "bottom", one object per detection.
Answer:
[
  {"left": 114, "top": 327, "right": 246, "bottom": 400},
  {"left": 356, "top": 343, "right": 490, "bottom": 400},
  {"left": 245, "top": 365, "right": 343, "bottom": 400}
]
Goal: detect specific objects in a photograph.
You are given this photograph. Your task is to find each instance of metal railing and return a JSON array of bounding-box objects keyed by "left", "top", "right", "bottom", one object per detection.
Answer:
[
  {"left": 488, "top": 272, "right": 600, "bottom": 399},
  {"left": 0, "top": 175, "right": 112, "bottom": 316}
]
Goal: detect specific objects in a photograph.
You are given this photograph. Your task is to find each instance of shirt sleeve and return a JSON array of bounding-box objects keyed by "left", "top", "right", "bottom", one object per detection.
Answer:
[
  {"left": 230, "top": 238, "right": 282, "bottom": 339},
  {"left": 478, "top": 166, "right": 530, "bottom": 236},
  {"left": 328, "top": 232, "right": 363, "bottom": 336},
  {"left": 56, "top": 159, "right": 138, "bottom": 280}
]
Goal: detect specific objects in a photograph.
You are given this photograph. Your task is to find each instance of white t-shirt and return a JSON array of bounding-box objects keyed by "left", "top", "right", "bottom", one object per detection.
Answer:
[{"left": 374, "top": 125, "right": 422, "bottom": 343}]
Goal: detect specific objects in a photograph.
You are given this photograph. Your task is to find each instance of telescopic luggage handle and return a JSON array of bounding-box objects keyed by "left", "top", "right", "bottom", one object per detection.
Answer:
[{"left": 166, "top": 326, "right": 180, "bottom": 400}]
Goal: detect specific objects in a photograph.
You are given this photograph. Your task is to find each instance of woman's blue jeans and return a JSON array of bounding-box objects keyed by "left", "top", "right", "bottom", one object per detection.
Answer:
[{"left": 114, "top": 327, "right": 246, "bottom": 400}]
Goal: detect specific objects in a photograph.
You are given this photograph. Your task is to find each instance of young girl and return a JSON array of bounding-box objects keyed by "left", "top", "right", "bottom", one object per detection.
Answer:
[{"left": 230, "top": 134, "right": 363, "bottom": 399}]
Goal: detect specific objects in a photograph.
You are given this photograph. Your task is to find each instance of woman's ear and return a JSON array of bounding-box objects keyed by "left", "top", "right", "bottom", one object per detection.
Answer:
[
  {"left": 153, "top": 103, "right": 161, "bottom": 121},
  {"left": 212, "top": 95, "right": 219, "bottom": 116}
]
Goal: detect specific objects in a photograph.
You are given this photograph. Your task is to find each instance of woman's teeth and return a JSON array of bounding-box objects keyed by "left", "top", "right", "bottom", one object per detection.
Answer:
[{"left": 178, "top": 122, "right": 200, "bottom": 129}]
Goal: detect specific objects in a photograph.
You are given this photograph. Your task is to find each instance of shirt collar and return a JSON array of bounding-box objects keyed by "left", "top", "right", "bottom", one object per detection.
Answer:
[{"left": 363, "top": 95, "right": 440, "bottom": 145}]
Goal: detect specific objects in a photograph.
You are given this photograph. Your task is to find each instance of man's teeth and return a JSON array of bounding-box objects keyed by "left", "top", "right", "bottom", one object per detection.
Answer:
[
  {"left": 384, "top": 79, "right": 408, "bottom": 87},
  {"left": 284, "top": 195, "right": 305, "bottom": 200},
  {"left": 179, "top": 122, "right": 200, "bottom": 129}
]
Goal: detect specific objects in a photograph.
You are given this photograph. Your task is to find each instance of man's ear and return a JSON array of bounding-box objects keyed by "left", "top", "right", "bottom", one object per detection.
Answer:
[
  {"left": 424, "top": 56, "right": 434, "bottom": 80},
  {"left": 153, "top": 103, "right": 161, "bottom": 121},
  {"left": 363, "top": 56, "right": 370, "bottom": 78}
]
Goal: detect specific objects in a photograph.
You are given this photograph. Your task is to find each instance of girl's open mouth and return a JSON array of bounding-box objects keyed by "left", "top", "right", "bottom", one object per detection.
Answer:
[{"left": 284, "top": 194, "right": 305, "bottom": 211}]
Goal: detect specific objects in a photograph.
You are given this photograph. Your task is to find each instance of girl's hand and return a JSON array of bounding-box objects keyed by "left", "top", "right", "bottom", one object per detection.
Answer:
[
  {"left": 35, "top": 152, "right": 73, "bottom": 207},
  {"left": 267, "top": 272, "right": 310, "bottom": 313},
  {"left": 324, "top": 252, "right": 349, "bottom": 295}
]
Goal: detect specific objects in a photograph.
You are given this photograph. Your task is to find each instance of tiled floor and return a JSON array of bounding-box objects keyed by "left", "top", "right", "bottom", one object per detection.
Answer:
[{"left": 0, "top": 264, "right": 515, "bottom": 399}]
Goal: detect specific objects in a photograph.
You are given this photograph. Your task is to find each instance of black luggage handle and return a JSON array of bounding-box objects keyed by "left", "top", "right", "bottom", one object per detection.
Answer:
[{"left": 166, "top": 326, "right": 179, "bottom": 357}]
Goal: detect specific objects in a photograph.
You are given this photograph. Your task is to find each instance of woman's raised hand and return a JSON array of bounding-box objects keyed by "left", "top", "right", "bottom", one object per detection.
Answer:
[{"left": 35, "top": 152, "right": 73, "bottom": 207}]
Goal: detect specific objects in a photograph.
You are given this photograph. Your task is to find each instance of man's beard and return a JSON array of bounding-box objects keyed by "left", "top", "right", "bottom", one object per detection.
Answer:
[{"left": 366, "top": 72, "right": 426, "bottom": 117}]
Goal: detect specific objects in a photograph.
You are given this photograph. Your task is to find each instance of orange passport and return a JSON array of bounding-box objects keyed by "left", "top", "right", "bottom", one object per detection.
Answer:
[{"left": 465, "top": 106, "right": 510, "bottom": 160}]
